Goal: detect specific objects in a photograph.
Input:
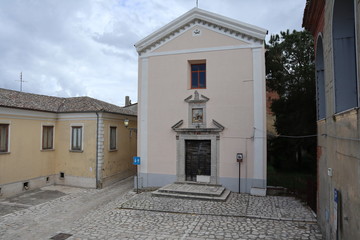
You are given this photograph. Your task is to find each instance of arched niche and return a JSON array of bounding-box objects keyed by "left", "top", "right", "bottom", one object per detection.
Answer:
[
  {"left": 316, "top": 35, "right": 326, "bottom": 120},
  {"left": 333, "top": 0, "right": 358, "bottom": 112}
]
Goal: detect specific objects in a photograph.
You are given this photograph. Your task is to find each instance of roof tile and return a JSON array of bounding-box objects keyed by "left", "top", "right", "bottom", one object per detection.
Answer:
[{"left": 0, "top": 88, "right": 136, "bottom": 116}]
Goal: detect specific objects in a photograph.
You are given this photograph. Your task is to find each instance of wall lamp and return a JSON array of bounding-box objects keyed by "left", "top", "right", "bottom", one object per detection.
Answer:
[
  {"left": 124, "top": 118, "right": 137, "bottom": 137},
  {"left": 124, "top": 119, "right": 129, "bottom": 128}
]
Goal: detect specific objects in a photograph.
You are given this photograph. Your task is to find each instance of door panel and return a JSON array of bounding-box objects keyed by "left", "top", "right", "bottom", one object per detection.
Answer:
[{"left": 185, "top": 140, "right": 211, "bottom": 181}]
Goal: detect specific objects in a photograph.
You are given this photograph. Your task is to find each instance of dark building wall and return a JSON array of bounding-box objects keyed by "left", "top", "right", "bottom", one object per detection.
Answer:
[{"left": 304, "top": 1, "right": 360, "bottom": 239}]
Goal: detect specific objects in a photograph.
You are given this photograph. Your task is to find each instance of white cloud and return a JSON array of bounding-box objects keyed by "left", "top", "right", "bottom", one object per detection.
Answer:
[{"left": 0, "top": 0, "right": 306, "bottom": 106}]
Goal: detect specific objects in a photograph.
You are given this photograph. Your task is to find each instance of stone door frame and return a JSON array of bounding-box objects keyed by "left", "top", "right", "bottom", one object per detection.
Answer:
[{"left": 176, "top": 133, "right": 219, "bottom": 184}]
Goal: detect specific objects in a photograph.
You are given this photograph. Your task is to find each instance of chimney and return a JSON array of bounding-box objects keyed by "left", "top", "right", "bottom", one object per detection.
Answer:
[{"left": 125, "top": 96, "right": 131, "bottom": 106}]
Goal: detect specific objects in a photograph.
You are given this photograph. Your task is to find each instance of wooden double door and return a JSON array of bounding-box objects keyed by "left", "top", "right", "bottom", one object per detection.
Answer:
[{"left": 185, "top": 140, "right": 211, "bottom": 181}]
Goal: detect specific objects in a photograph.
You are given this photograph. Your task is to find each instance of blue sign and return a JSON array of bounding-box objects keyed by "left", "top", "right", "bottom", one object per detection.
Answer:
[{"left": 133, "top": 156, "right": 140, "bottom": 165}]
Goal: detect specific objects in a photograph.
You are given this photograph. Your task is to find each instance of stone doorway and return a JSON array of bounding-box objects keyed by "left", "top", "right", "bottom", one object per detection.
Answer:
[
  {"left": 185, "top": 140, "right": 211, "bottom": 181},
  {"left": 173, "top": 119, "right": 224, "bottom": 184}
]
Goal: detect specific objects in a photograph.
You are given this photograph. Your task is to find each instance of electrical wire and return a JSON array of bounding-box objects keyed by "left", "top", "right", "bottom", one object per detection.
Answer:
[
  {"left": 222, "top": 128, "right": 360, "bottom": 141},
  {"left": 269, "top": 133, "right": 317, "bottom": 139},
  {"left": 322, "top": 134, "right": 360, "bottom": 142}
]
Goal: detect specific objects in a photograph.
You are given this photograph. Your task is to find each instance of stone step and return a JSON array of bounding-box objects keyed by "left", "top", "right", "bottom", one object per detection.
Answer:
[
  {"left": 157, "top": 183, "right": 225, "bottom": 197},
  {"left": 173, "top": 181, "right": 223, "bottom": 187},
  {"left": 151, "top": 182, "right": 231, "bottom": 201},
  {"left": 152, "top": 188, "right": 231, "bottom": 202}
]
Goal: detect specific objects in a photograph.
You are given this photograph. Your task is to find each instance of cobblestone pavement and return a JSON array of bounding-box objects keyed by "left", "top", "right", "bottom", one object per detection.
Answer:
[
  {"left": 121, "top": 192, "right": 316, "bottom": 222},
  {"left": 0, "top": 178, "right": 323, "bottom": 240}
]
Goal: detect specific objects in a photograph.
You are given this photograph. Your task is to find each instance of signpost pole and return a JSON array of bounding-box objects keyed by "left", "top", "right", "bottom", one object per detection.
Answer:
[
  {"left": 133, "top": 156, "right": 140, "bottom": 194},
  {"left": 238, "top": 162, "right": 241, "bottom": 193},
  {"left": 236, "top": 153, "right": 243, "bottom": 193},
  {"left": 136, "top": 165, "right": 139, "bottom": 194}
]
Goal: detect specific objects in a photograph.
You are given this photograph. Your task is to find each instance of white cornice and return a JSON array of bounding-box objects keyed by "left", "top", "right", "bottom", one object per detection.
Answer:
[
  {"left": 134, "top": 8, "right": 268, "bottom": 56},
  {"left": 140, "top": 44, "right": 262, "bottom": 58},
  {"left": 0, "top": 107, "right": 57, "bottom": 120},
  {"left": 0, "top": 106, "right": 135, "bottom": 121}
]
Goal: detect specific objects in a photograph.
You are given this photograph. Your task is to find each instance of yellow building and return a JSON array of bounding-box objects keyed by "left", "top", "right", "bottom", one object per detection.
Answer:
[{"left": 0, "top": 88, "right": 137, "bottom": 198}]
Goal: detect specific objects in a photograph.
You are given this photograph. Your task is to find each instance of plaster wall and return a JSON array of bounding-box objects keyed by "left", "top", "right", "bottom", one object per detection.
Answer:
[
  {"left": 315, "top": 1, "right": 360, "bottom": 239},
  {"left": 54, "top": 114, "right": 97, "bottom": 184},
  {"left": 146, "top": 49, "right": 254, "bottom": 177},
  {"left": 102, "top": 114, "right": 137, "bottom": 186},
  {"left": 138, "top": 25, "right": 266, "bottom": 191},
  {"left": 317, "top": 112, "right": 360, "bottom": 240},
  {"left": 0, "top": 108, "right": 56, "bottom": 184},
  {"left": 0, "top": 108, "right": 56, "bottom": 197},
  {"left": 153, "top": 25, "right": 248, "bottom": 53}
]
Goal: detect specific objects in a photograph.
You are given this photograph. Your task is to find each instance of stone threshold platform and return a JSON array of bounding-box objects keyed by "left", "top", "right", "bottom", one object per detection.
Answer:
[{"left": 152, "top": 182, "right": 231, "bottom": 201}]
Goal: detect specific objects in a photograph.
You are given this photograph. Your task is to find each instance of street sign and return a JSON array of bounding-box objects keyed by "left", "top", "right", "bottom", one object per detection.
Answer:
[{"left": 133, "top": 156, "right": 140, "bottom": 165}]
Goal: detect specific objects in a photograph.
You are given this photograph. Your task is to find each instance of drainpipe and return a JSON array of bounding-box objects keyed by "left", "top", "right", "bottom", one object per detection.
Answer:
[{"left": 95, "top": 112, "right": 99, "bottom": 189}]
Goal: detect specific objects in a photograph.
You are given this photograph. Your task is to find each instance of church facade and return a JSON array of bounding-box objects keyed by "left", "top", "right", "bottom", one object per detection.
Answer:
[{"left": 135, "top": 8, "right": 267, "bottom": 193}]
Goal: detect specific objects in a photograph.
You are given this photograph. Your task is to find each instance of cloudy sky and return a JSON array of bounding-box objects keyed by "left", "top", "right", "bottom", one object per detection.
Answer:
[{"left": 0, "top": 0, "right": 306, "bottom": 106}]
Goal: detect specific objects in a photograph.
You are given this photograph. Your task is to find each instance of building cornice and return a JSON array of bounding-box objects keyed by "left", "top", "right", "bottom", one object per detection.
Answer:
[
  {"left": 171, "top": 119, "right": 225, "bottom": 133},
  {"left": 135, "top": 8, "right": 267, "bottom": 56},
  {"left": 302, "top": 0, "right": 325, "bottom": 35}
]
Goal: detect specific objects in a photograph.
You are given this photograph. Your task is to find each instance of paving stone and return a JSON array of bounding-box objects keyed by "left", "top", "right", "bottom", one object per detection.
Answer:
[
  {"left": 121, "top": 191, "right": 317, "bottom": 223},
  {"left": 0, "top": 178, "right": 323, "bottom": 240}
]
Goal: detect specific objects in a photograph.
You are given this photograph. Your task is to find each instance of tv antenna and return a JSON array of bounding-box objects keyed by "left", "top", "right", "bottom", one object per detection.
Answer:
[
  {"left": 196, "top": 0, "right": 199, "bottom": 8},
  {"left": 16, "top": 72, "right": 27, "bottom": 92}
]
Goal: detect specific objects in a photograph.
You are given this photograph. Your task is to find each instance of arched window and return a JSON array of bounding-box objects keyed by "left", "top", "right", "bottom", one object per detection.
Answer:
[
  {"left": 316, "top": 36, "right": 326, "bottom": 120},
  {"left": 333, "top": 0, "right": 358, "bottom": 113}
]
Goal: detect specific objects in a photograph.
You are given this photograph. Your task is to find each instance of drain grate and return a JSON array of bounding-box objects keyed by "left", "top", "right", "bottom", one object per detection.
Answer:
[{"left": 50, "top": 233, "right": 72, "bottom": 240}]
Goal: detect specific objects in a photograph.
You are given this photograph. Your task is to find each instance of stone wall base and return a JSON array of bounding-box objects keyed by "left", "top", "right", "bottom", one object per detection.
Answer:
[
  {"left": 138, "top": 172, "right": 267, "bottom": 194},
  {"left": 0, "top": 175, "right": 55, "bottom": 198},
  {"left": 102, "top": 169, "right": 136, "bottom": 188}
]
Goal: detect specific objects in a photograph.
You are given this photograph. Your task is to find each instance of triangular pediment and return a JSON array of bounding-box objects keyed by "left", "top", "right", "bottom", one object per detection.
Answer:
[{"left": 135, "top": 8, "right": 267, "bottom": 56}]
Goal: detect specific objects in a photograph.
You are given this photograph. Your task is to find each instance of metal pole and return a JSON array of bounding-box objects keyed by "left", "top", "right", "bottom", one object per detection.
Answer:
[
  {"left": 238, "top": 162, "right": 241, "bottom": 193},
  {"left": 136, "top": 166, "right": 139, "bottom": 194}
]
